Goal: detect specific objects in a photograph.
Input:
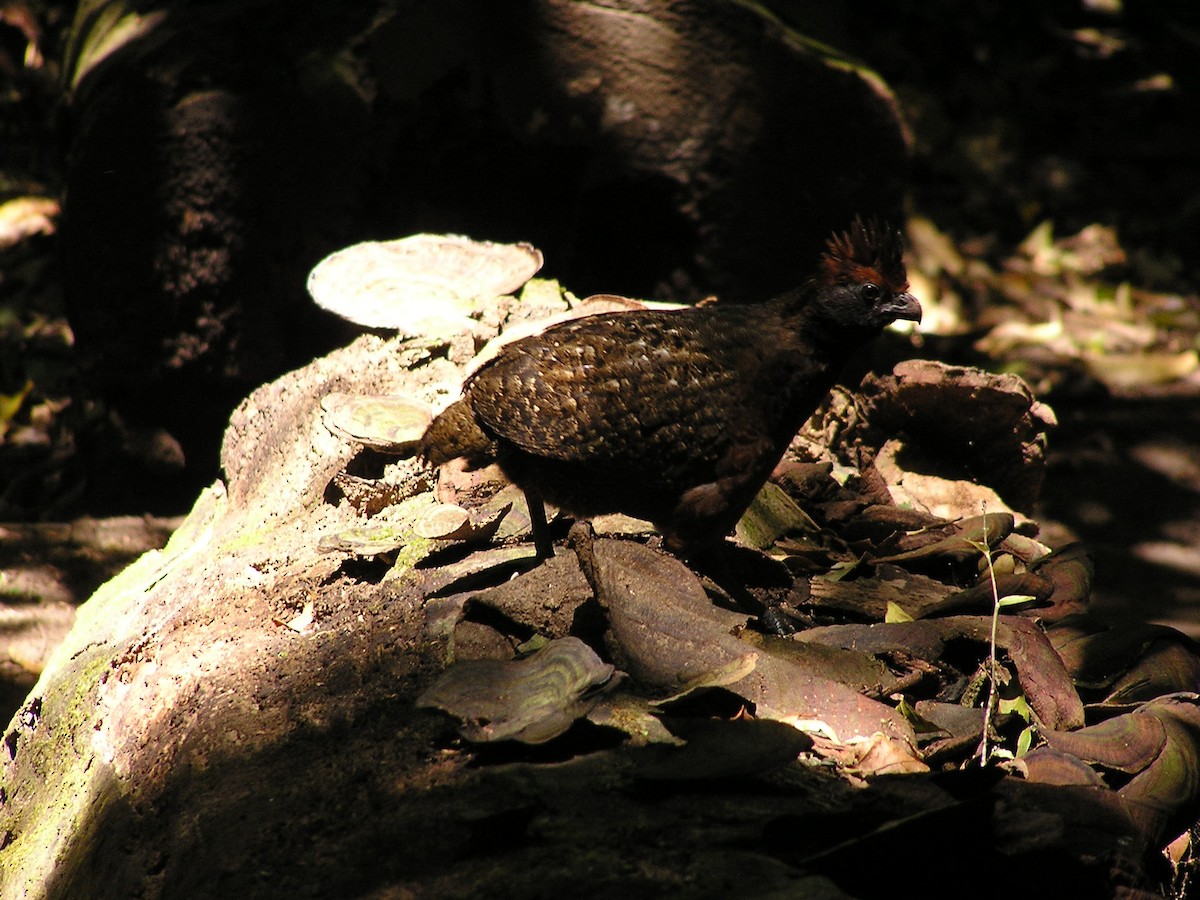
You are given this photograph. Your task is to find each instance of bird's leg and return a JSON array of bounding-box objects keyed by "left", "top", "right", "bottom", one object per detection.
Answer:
[{"left": 523, "top": 485, "right": 555, "bottom": 560}]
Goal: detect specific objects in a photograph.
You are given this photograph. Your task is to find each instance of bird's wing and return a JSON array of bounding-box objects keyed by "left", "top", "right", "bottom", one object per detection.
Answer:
[{"left": 465, "top": 310, "right": 755, "bottom": 467}]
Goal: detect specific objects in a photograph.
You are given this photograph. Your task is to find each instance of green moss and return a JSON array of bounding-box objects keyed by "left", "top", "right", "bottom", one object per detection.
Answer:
[
  {"left": 391, "top": 535, "right": 436, "bottom": 575},
  {"left": 0, "top": 632, "right": 127, "bottom": 896}
]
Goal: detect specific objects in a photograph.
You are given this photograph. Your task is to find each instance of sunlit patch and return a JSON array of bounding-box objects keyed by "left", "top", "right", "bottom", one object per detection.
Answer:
[
  {"left": 1129, "top": 440, "right": 1200, "bottom": 490},
  {"left": 1134, "top": 541, "right": 1200, "bottom": 579}
]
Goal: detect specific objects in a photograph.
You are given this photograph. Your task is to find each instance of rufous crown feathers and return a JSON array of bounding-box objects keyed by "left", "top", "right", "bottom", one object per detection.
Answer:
[{"left": 818, "top": 217, "right": 908, "bottom": 294}]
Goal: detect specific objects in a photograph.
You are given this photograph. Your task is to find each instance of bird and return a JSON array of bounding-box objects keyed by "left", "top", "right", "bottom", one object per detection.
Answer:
[{"left": 418, "top": 217, "right": 921, "bottom": 559}]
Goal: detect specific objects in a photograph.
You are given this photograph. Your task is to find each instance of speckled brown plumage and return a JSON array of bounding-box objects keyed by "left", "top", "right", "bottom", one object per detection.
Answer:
[{"left": 419, "top": 218, "right": 921, "bottom": 554}]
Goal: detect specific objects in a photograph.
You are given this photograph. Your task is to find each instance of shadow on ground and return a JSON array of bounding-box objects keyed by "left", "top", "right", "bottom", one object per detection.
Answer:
[{"left": 1039, "top": 395, "right": 1200, "bottom": 636}]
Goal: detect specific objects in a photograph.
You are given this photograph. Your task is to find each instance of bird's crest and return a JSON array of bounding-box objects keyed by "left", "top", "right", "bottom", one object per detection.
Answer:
[{"left": 818, "top": 217, "right": 908, "bottom": 293}]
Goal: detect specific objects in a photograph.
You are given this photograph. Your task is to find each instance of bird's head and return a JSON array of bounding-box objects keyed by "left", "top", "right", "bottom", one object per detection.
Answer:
[{"left": 808, "top": 217, "right": 922, "bottom": 334}]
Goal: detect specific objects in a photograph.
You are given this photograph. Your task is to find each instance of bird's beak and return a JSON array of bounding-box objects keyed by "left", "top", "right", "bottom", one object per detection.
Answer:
[{"left": 888, "top": 292, "right": 922, "bottom": 323}]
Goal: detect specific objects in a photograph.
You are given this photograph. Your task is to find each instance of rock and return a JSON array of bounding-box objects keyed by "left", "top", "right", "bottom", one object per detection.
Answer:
[{"left": 859, "top": 360, "right": 1056, "bottom": 512}]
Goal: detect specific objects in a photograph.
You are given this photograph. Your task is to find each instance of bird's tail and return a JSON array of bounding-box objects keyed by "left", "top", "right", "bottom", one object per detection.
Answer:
[{"left": 417, "top": 399, "right": 496, "bottom": 467}]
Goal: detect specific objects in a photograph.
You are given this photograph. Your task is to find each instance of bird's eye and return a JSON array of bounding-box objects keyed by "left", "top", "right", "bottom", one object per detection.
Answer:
[{"left": 861, "top": 282, "right": 882, "bottom": 302}]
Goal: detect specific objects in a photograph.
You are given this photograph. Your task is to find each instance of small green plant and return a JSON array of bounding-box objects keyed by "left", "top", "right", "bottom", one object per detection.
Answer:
[{"left": 970, "top": 503, "right": 1037, "bottom": 764}]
